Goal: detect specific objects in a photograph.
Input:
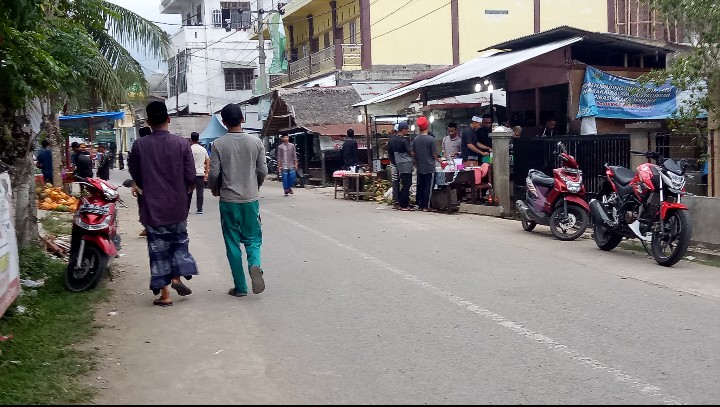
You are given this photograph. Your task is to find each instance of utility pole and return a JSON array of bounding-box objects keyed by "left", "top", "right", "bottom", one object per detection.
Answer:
[
  {"left": 250, "top": 3, "right": 285, "bottom": 96},
  {"left": 257, "top": 8, "right": 268, "bottom": 95},
  {"left": 175, "top": 48, "right": 180, "bottom": 116}
]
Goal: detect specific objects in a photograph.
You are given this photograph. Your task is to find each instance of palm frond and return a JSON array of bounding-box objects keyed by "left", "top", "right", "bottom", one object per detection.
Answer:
[{"left": 100, "top": 1, "right": 172, "bottom": 61}]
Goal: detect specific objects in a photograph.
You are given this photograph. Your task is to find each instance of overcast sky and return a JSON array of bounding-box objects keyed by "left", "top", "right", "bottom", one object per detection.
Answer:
[{"left": 108, "top": 0, "right": 181, "bottom": 73}]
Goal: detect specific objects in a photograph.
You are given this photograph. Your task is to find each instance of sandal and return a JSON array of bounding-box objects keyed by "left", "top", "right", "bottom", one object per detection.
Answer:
[
  {"left": 171, "top": 279, "right": 192, "bottom": 296},
  {"left": 153, "top": 298, "right": 173, "bottom": 307},
  {"left": 228, "top": 288, "right": 247, "bottom": 297}
]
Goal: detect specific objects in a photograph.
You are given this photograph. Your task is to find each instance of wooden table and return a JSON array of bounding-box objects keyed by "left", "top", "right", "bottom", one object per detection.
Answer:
[{"left": 333, "top": 172, "right": 376, "bottom": 201}]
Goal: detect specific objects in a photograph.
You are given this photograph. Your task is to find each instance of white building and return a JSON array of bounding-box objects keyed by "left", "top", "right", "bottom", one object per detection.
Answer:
[{"left": 160, "top": 0, "right": 276, "bottom": 134}]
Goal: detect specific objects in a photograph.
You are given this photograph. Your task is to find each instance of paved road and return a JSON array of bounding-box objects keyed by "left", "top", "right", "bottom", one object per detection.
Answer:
[{"left": 89, "top": 170, "right": 720, "bottom": 405}]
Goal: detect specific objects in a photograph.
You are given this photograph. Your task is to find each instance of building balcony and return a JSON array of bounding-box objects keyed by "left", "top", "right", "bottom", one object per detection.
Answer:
[
  {"left": 160, "top": 0, "right": 192, "bottom": 14},
  {"left": 284, "top": 43, "right": 362, "bottom": 85}
]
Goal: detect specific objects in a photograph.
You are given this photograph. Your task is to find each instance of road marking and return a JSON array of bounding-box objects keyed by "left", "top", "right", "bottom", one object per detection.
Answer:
[{"left": 263, "top": 208, "right": 684, "bottom": 405}]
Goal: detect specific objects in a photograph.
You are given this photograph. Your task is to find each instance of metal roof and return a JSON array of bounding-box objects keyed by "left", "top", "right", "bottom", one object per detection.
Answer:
[
  {"left": 353, "top": 37, "right": 582, "bottom": 108},
  {"left": 480, "top": 26, "right": 688, "bottom": 54}
]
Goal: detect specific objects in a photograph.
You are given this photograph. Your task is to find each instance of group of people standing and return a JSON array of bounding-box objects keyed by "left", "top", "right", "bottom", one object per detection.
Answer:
[
  {"left": 386, "top": 117, "right": 442, "bottom": 212},
  {"left": 35, "top": 139, "right": 114, "bottom": 185},
  {"left": 128, "top": 101, "right": 267, "bottom": 306}
]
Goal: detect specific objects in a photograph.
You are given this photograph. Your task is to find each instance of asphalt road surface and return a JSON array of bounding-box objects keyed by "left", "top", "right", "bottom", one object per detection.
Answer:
[{"left": 89, "top": 170, "right": 720, "bottom": 405}]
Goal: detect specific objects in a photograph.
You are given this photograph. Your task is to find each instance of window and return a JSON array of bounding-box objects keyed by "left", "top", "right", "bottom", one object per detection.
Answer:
[
  {"left": 324, "top": 32, "right": 331, "bottom": 48},
  {"left": 196, "top": 5, "right": 202, "bottom": 25},
  {"left": 224, "top": 68, "right": 254, "bottom": 91},
  {"left": 213, "top": 9, "right": 222, "bottom": 27},
  {"left": 168, "top": 50, "right": 188, "bottom": 96},
  {"left": 349, "top": 19, "right": 357, "bottom": 44},
  {"left": 221, "top": 2, "right": 251, "bottom": 30}
]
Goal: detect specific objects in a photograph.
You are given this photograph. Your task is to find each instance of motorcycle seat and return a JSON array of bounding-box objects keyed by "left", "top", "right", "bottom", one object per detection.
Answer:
[
  {"left": 529, "top": 170, "right": 555, "bottom": 188},
  {"left": 610, "top": 166, "right": 636, "bottom": 186}
]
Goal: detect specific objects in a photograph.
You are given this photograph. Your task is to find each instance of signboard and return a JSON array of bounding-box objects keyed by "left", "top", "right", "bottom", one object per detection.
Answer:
[
  {"left": 0, "top": 173, "right": 20, "bottom": 318},
  {"left": 577, "top": 66, "right": 677, "bottom": 120}
]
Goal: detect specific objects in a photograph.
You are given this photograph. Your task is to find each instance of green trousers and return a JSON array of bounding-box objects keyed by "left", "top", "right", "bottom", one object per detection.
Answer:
[{"left": 219, "top": 200, "right": 262, "bottom": 293}]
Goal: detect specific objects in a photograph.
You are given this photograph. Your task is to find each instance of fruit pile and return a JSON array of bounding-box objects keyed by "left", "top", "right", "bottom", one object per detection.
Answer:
[
  {"left": 36, "top": 184, "right": 79, "bottom": 212},
  {"left": 364, "top": 179, "right": 393, "bottom": 203}
]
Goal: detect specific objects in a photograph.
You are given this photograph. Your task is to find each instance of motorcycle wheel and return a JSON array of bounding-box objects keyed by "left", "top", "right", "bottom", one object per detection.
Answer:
[
  {"left": 65, "top": 244, "right": 107, "bottom": 292},
  {"left": 593, "top": 222, "right": 622, "bottom": 251},
  {"left": 521, "top": 216, "right": 536, "bottom": 232},
  {"left": 550, "top": 203, "right": 589, "bottom": 241},
  {"left": 651, "top": 210, "right": 692, "bottom": 267}
]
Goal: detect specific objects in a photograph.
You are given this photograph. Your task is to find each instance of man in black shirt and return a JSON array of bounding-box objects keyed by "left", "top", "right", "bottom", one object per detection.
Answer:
[
  {"left": 476, "top": 114, "right": 494, "bottom": 152},
  {"left": 461, "top": 116, "right": 491, "bottom": 166},
  {"left": 340, "top": 129, "right": 359, "bottom": 171},
  {"left": 72, "top": 143, "right": 93, "bottom": 179}
]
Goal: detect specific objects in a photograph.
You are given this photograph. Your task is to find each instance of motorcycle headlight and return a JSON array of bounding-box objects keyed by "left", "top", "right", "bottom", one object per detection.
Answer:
[
  {"left": 667, "top": 172, "right": 685, "bottom": 190},
  {"left": 566, "top": 181, "right": 582, "bottom": 193}
]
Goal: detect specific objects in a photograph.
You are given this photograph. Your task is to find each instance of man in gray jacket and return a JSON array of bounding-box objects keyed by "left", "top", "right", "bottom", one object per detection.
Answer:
[{"left": 209, "top": 104, "right": 268, "bottom": 297}]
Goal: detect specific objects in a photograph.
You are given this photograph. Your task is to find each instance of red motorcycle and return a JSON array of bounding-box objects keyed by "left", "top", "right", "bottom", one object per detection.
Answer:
[
  {"left": 515, "top": 142, "right": 590, "bottom": 240},
  {"left": 65, "top": 177, "right": 122, "bottom": 292},
  {"left": 590, "top": 150, "right": 692, "bottom": 267}
]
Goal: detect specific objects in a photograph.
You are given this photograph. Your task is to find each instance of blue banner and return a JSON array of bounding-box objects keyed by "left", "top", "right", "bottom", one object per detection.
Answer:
[{"left": 577, "top": 66, "right": 677, "bottom": 120}]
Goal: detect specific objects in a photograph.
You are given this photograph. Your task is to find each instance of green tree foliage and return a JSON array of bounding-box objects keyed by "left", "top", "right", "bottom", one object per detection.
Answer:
[{"left": 644, "top": 0, "right": 720, "bottom": 128}]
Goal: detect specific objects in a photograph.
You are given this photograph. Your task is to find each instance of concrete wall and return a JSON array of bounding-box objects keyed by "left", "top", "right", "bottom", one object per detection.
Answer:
[
  {"left": 683, "top": 196, "right": 720, "bottom": 250},
  {"left": 369, "top": 0, "right": 453, "bottom": 65}
]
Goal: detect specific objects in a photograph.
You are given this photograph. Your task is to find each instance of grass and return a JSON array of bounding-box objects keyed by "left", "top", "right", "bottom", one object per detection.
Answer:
[
  {"left": 39, "top": 213, "right": 73, "bottom": 237},
  {"left": 0, "top": 246, "right": 109, "bottom": 405}
]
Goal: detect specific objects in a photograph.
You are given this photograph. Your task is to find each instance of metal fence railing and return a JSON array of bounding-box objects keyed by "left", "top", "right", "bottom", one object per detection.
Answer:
[{"left": 511, "top": 134, "right": 631, "bottom": 199}]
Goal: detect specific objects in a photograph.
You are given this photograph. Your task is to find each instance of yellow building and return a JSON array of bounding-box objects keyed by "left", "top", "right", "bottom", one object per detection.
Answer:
[{"left": 276, "top": 0, "right": 682, "bottom": 87}]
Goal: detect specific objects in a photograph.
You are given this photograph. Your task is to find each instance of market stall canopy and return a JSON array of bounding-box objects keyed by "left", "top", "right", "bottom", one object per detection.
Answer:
[
  {"left": 353, "top": 37, "right": 582, "bottom": 112},
  {"left": 58, "top": 111, "right": 125, "bottom": 128},
  {"left": 199, "top": 113, "right": 228, "bottom": 144}
]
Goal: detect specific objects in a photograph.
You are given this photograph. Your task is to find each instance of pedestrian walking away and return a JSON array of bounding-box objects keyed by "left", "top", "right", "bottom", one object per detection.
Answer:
[
  {"left": 341, "top": 128, "right": 359, "bottom": 172},
  {"left": 413, "top": 116, "right": 440, "bottom": 212},
  {"left": 128, "top": 101, "right": 199, "bottom": 307},
  {"left": 386, "top": 124, "right": 401, "bottom": 209},
  {"left": 208, "top": 103, "right": 268, "bottom": 298},
  {"left": 277, "top": 133, "right": 298, "bottom": 196},
  {"left": 188, "top": 131, "right": 210, "bottom": 214}
]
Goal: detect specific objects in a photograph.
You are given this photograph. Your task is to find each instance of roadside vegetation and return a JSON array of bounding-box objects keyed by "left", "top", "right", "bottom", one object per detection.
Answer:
[{"left": 0, "top": 245, "right": 109, "bottom": 404}]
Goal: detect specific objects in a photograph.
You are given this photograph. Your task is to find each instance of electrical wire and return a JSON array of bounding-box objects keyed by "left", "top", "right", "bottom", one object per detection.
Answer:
[{"left": 371, "top": 1, "right": 451, "bottom": 40}]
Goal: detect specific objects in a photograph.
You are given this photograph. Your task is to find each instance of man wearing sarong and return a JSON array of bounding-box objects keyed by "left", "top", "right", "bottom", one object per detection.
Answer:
[
  {"left": 128, "top": 102, "right": 198, "bottom": 307},
  {"left": 209, "top": 104, "right": 268, "bottom": 298}
]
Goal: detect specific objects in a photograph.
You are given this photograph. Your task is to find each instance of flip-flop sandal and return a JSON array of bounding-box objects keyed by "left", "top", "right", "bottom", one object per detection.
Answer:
[
  {"left": 249, "top": 266, "right": 265, "bottom": 294},
  {"left": 171, "top": 280, "right": 192, "bottom": 296},
  {"left": 153, "top": 299, "right": 173, "bottom": 307},
  {"left": 227, "top": 288, "right": 247, "bottom": 297}
]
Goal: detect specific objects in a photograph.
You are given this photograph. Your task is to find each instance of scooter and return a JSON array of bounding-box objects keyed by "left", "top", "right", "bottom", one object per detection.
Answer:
[
  {"left": 515, "top": 142, "right": 590, "bottom": 241},
  {"left": 65, "top": 177, "right": 122, "bottom": 292}
]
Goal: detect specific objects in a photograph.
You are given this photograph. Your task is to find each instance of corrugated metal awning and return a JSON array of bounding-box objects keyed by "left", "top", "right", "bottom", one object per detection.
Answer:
[{"left": 353, "top": 37, "right": 582, "bottom": 108}]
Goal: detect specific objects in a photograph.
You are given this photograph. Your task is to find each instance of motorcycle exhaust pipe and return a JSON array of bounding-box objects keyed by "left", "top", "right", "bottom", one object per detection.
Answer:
[{"left": 589, "top": 199, "right": 613, "bottom": 227}]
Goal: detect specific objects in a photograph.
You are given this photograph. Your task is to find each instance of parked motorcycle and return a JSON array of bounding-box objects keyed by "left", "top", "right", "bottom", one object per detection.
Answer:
[
  {"left": 65, "top": 177, "right": 122, "bottom": 292},
  {"left": 589, "top": 150, "right": 692, "bottom": 267},
  {"left": 515, "top": 142, "right": 590, "bottom": 240}
]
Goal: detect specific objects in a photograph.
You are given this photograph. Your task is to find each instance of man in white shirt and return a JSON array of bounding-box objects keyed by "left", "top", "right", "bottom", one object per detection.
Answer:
[{"left": 188, "top": 132, "right": 210, "bottom": 214}]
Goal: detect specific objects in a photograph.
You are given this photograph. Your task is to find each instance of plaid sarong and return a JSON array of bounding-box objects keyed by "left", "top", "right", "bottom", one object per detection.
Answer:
[{"left": 146, "top": 221, "right": 198, "bottom": 292}]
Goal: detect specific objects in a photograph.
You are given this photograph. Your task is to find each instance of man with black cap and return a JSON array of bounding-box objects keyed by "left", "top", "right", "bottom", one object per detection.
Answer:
[
  {"left": 393, "top": 122, "right": 414, "bottom": 211},
  {"left": 209, "top": 103, "right": 267, "bottom": 298},
  {"left": 129, "top": 101, "right": 198, "bottom": 307}
]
